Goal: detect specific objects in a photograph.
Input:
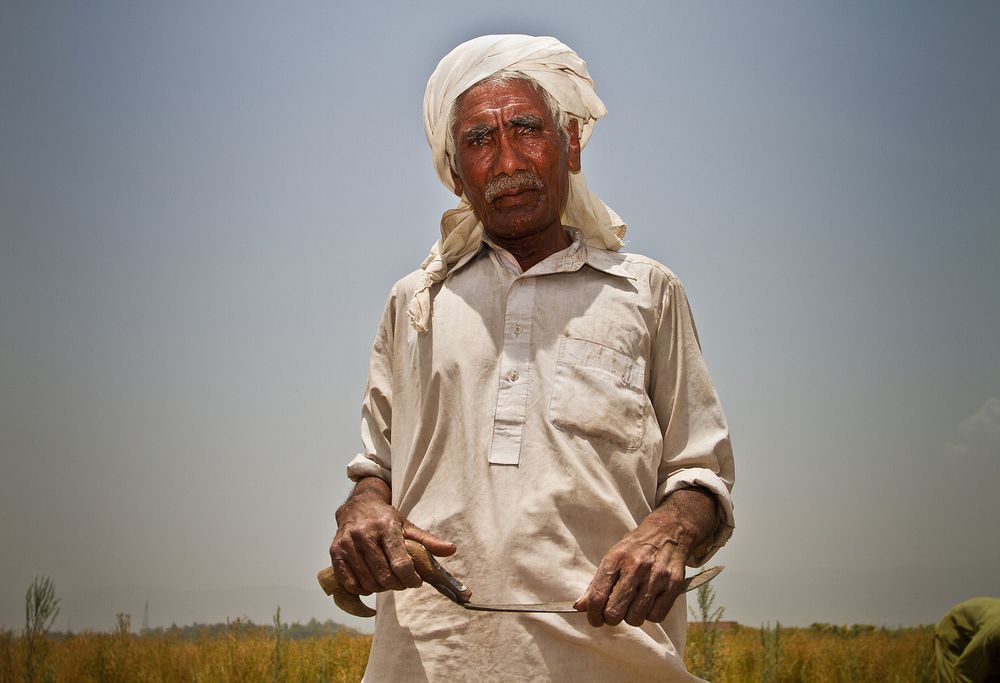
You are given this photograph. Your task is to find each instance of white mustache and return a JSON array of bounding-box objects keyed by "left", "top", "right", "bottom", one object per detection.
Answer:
[{"left": 483, "top": 171, "right": 544, "bottom": 203}]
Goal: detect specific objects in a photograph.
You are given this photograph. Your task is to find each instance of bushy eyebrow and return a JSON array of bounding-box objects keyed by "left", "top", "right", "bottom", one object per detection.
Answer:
[
  {"left": 509, "top": 113, "right": 544, "bottom": 129},
  {"left": 462, "top": 123, "right": 495, "bottom": 143},
  {"left": 460, "top": 113, "right": 546, "bottom": 144}
]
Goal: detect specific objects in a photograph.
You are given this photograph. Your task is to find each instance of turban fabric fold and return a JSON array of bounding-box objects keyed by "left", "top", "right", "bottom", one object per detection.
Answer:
[{"left": 409, "top": 34, "right": 627, "bottom": 332}]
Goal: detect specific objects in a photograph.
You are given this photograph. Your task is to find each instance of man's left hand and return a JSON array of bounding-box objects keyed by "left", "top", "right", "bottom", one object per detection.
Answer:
[{"left": 574, "top": 487, "right": 717, "bottom": 628}]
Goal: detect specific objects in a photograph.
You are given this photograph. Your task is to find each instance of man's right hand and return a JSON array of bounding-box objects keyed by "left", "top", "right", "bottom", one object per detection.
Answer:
[{"left": 329, "top": 477, "right": 456, "bottom": 596}]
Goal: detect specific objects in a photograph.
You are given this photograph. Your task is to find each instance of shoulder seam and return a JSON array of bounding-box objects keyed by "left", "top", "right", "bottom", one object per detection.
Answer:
[{"left": 617, "top": 253, "right": 678, "bottom": 283}]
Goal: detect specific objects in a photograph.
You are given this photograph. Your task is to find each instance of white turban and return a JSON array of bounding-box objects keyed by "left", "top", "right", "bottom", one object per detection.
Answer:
[{"left": 408, "top": 34, "right": 627, "bottom": 332}]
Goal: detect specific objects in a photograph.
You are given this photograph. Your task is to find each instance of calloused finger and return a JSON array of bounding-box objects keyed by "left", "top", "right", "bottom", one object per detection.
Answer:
[
  {"left": 624, "top": 588, "right": 658, "bottom": 627},
  {"left": 649, "top": 557, "right": 687, "bottom": 622},
  {"left": 626, "top": 556, "right": 673, "bottom": 626},
  {"left": 356, "top": 532, "right": 405, "bottom": 591},
  {"left": 647, "top": 588, "right": 679, "bottom": 623},
  {"left": 604, "top": 567, "right": 643, "bottom": 626},
  {"left": 403, "top": 523, "right": 456, "bottom": 557},
  {"left": 356, "top": 531, "right": 403, "bottom": 590},
  {"left": 331, "top": 556, "right": 364, "bottom": 596},
  {"left": 341, "top": 536, "right": 380, "bottom": 594},
  {"left": 382, "top": 532, "right": 422, "bottom": 589},
  {"left": 586, "top": 565, "right": 619, "bottom": 627}
]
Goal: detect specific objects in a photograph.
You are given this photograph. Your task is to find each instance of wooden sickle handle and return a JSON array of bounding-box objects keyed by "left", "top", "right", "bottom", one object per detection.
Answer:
[{"left": 318, "top": 539, "right": 471, "bottom": 618}]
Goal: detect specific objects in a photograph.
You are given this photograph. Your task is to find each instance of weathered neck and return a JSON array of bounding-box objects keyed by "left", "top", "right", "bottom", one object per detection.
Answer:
[{"left": 485, "top": 224, "right": 571, "bottom": 272}]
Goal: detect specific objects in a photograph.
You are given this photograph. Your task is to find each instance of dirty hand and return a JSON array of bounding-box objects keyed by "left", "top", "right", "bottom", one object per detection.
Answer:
[
  {"left": 574, "top": 488, "right": 717, "bottom": 628},
  {"left": 329, "top": 477, "right": 456, "bottom": 596}
]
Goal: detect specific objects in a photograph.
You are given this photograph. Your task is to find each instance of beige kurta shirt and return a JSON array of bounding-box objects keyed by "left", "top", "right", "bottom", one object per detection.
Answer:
[{"left": 346, "top": 229, "right": 735, "bottom": 682}]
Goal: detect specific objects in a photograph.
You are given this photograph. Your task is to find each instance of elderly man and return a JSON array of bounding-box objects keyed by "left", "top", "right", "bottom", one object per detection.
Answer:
[{"left": 329, "top": 35, "right": 735, "bottom": 681}]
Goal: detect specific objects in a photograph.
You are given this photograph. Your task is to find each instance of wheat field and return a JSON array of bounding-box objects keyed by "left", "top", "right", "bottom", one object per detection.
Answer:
[
  {"left": 1, "top": 619, "right": 371, "bottom": 683},
  {"left": 1, "top": 619, "right": 935, "bottom": 682},
  {"left": 687, "top": 623, "right": 935, "bottom": 682}
]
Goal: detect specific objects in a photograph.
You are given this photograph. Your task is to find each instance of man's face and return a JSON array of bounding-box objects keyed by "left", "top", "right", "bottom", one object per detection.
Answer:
[{"left": 449, "top": 78, "right": 581, "bottom": 242}]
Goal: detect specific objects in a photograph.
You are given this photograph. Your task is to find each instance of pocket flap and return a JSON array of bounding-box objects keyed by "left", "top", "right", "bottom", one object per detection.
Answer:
[{"left": 557, "top": 337, "right": 645, "bottom": 391}]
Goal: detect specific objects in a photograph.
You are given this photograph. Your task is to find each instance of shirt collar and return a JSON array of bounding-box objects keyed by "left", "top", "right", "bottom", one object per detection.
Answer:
[
  {"left": 447, "top": 227, "right": 636, "bottom": 280},
  {"left": 580, "top": 235, "right": 638, "bottom": 280}
]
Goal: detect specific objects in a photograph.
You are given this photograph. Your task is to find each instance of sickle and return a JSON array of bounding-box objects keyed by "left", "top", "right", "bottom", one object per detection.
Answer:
[{"left": 319, "top": 541, "right": 723, "bottom": 618}]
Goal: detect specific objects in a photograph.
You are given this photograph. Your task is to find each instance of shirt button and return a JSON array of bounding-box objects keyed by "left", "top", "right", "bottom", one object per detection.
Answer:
[
  {"left": 507, "top": 369, "right": 519, "bottom": 382},
  {"left": 513, "top": 324, "right": 523, "bottom": 336}
]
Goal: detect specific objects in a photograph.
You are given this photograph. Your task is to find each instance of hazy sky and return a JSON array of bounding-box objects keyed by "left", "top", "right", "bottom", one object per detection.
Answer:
[{"left": 2, "top": 1, "right": 998, "bottom": 633}]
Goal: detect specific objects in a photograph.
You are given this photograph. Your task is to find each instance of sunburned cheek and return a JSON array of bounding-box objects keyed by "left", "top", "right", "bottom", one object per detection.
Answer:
[{"left": 522, "top": 141, "right": 555, "bottom": 158}]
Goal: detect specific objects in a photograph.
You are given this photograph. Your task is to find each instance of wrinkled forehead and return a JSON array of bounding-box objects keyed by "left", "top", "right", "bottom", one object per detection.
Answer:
[{"left": 451, "top": 77, "right": 552, "bottom": 127}]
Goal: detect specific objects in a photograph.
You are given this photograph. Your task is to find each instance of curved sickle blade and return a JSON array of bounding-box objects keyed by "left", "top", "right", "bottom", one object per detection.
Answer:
[
  {"left": 462, "top": 601, "right": 582, "bottom": 613},
  {"left": 683, "top": 565, "right": 724, "bottom": 593},
  {"left": 460, "top": 566, "right": 725, "bottom": 614}
]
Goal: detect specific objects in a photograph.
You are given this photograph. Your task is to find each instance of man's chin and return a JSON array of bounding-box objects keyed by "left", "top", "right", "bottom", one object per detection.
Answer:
[
  {"left": 482, "top": 218, "right": 562, "bottom": 243},
  {"left": 483, "top": 205, "right": 555, "bottom": 233}
]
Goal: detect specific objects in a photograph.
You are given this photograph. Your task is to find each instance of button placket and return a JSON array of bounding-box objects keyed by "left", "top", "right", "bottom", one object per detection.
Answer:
[{"left": 489, "top": 277, "right": 536, "bottom": 465}]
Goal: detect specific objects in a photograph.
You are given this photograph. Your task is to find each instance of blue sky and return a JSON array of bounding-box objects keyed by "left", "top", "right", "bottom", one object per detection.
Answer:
[{"left": 1, "top": 1, "right": 998, "bottom": 632}]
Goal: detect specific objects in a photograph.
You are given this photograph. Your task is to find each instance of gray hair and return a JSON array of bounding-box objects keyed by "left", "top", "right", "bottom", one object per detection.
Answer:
[{"left": 445, "top": 71, "right": 572, "bottom": 175}]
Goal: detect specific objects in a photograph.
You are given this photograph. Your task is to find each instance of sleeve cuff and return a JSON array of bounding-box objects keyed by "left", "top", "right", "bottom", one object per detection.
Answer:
[
  {"left": 655, "top": 467, "right": 735, "bottom": 567},
  {"left": 346, "top": 453, "right": 392, "bottom": 484}
]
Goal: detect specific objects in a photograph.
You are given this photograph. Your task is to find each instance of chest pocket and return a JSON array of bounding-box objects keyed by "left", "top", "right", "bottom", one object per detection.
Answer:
[{"left": 548, "top": 337, "right": 647, "bottom": 450}]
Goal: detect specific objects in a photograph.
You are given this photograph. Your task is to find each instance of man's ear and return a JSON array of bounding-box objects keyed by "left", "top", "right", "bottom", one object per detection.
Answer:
[
  {"left": 566, "top": 119, "right": 582, "bottom": 174},
  {"left": 449, "top": 164, "right": 464, "bottom": 198}
]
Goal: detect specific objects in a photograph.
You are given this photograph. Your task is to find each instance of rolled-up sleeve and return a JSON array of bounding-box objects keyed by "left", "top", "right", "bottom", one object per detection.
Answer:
[
  {"left": 345, "top": 288, "right": 397, "bottom": 484},
  {"left": 647, "top": 275, "right": 735, "bottom": 566}
]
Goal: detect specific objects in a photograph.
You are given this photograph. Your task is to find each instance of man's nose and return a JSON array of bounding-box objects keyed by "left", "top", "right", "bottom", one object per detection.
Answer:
[{"left": 494, "top": 131, "right": 526, "bottom": 176}]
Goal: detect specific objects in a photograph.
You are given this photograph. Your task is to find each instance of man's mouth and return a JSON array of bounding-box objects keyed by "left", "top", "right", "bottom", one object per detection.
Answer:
[
  {"left": 493, "top": 190, "right": 540, "bottom": 209},
  {"left": 484, "top": 171, "right": 544, "bottom": 204},
  {"left": 498, "top": 188, "right": 531, "bottom": 198}
]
